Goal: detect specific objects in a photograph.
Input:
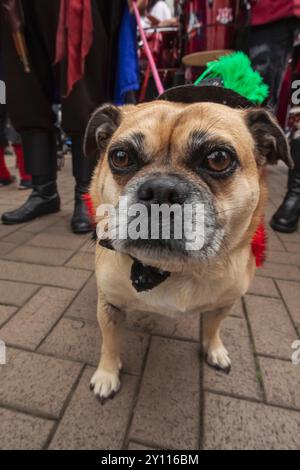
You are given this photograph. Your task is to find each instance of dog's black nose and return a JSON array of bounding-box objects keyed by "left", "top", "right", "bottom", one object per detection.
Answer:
[{"left": 138, "top": 176, "right": 186, "bottom": 205}]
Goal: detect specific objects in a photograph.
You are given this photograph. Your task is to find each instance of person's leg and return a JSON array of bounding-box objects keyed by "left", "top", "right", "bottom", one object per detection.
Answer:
[
  {"left": 247, "top": 19, "right": 295, "bottom": 110},
  {"left": 7, "top": 123, "right": 32, "bottom": 189},
  {"left": 0, "top": 0, "right": 60, "bottom": 224},
  {"left": 264, "top": 20, "right": 300, "bottom": 232},
  {"left": 70, "top": 134, "right": 95, "bottom": 233},
  {"left": 247, "top": 19, "right": 300, "bottom": 232},
  {"left": 270, "top": 138, "right": 300, "bottom": 232},
  {"left": 62, "top": 0, "right": 124, "bottom": 233},
  {"left": 1, "top": 132, "right": 60, "bottom": 224}
]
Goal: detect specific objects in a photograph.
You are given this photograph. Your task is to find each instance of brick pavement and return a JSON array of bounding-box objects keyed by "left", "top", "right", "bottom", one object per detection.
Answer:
[{"left": 0, "top": 155, "right": 299, "bottom": 450}]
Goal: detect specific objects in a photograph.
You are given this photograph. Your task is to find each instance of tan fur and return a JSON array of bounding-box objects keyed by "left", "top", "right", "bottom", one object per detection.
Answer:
[{"left": 89, "top": 101, "right": 272, "bottom": 400}]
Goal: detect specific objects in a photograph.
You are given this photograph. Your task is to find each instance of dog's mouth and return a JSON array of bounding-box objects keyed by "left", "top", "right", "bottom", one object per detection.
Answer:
[
  {"left": 98, "top": 202, "right": 225, "bottom": 265},
  {"left": 119, "top": 233, "right": 224, "bottom": 263},
  {"left": 96, "top": 174, "right": 225, "bottom": 265}
]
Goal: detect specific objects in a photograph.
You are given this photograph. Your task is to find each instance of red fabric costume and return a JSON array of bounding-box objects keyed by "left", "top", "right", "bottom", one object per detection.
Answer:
[
  {"left": 0, "top": 147, "right": 11, "bottom": 181},
  {"left": 55, "top": 0, "right": 93, "bottom": 96},
  {"left": 0, "top": 145, "right": 31, "bottom": 183},
  {"left": 251, "top": 0, "right": 300, "bottom": 25}
]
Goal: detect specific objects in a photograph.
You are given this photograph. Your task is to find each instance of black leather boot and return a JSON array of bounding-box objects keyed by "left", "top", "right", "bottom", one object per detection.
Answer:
[
  {"left": 1, "top": 130, "right": 60, "bottom": 225},
  {"left": 70, "top": 135, "right": 93, "bottom": 234},
  {"left": 71, "top": 184, "right": 92, "bottom": 234},
  {"left": 270, "top": 139, "right": 300, "bottom": 233},
  {"left": 1, "top": 178, "right": 60, "bottom": 225}
]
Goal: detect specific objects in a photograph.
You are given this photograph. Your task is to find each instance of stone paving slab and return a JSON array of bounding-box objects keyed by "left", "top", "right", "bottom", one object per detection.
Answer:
[
  {"left": 1, "top": 229, "right": 34, "bottom": 245},
  {"left": 0, "top": 287, "right": 76, "bottom": 350},
  {"left": 0, "top": 241, "right": 15, "bottom": 257},
  {"left": 0, "top": 259, "right": 90, "bottom": 289},
  {"left": 247, "top": 276, "right": 279, "bottom": 298},
  {"left": 0, "top": 407, "right": 54, "bottom": 450},
  {"left": 130, "top": 337, "right": 200, "bottom": 450},
  {"left": 276, "top": 279, "right": 300, "bottom": 331},
  {"left": 264, "top": 230, "right": 286, "bottom": 251},
  {"left": 0, "top": 279, "right": 38, "bottom": 307},
  {"left": 203, "top": 317, "right": 262, "bottom": 400},
  {"left": 0, "top": 224, "right": 24, "bottom": 239},
  {"left": 65, "top": 251, "right": 95, "bottom": 271},
  {"left": 49, "top": 367, "right": 137, "bottom": 450},
  {"left": 4, "top": 245, "right": 74, "bottom": 267},
  {"left": 283, "top": 241, "right": 300, "bottom": 253},
  {"left": 39, "top": 317, "right": 149, "bottom": 375},
  {"left": 230, "top": 299, "right": 244, "bottom": 317},
  {"left": 203, "top": 392, "right": 300, "bottom": 450},
  {"left": 64, "top": 275, "right": 97, "bottom": 322},
  {"left": 258, "top": 262, "right": 300, "bottom": 281},
  {"left": 21, "top": 215, "right": 63, "bottom": 234},
  {"left": 259, "top": 356, "right": 300, "bottom": 410},
  {"left": 267, "top": 250, "right": 300, "bottom": 266},
  {"left": 0, "top": 348, "right": 82, "bottom": 418},
  {"left": 127, "top": 442, "right": 155, "bottom": 450},
  {"left": 126, "top": 310, "right": 200, "bottom": 341},
  {"left": 245, "top": 295, "right": 298, "bottom": 359},
  {"left": 0, "top": 305, "right": 17, "bottom": 328},
  {"left": 27, "top": 232, "right": 86, "bottom": 251}
]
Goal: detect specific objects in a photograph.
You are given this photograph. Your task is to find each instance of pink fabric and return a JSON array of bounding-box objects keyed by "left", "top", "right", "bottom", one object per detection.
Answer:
[
  {"left": 251, "top": 0, "right": 300, "bottom": 26},
  {"left": 132, "top": 0, "right": 164, "bottom": 95},
  {"left": 55, "top": 0, "right": 93, "bottom": 96}
]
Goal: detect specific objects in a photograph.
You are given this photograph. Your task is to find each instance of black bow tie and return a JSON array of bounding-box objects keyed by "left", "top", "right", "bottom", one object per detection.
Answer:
[
  {"left": 130, "top": 258, "right": 170, "bottom": 292},
  {"left": 98, "top": 237, "right": 171, "bottom": 292}
]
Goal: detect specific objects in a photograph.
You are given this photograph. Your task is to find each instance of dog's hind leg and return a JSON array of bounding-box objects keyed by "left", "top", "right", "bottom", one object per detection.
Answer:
[
  {"left": 90, "top": 295, "right": 125, "bottom": 402},
  {"left": 202, "top": 305, "right": 233, "bottom": 374}
]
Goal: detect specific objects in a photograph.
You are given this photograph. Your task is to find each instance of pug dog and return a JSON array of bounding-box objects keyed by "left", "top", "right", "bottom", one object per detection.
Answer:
[{"left": 84, "top": 97, "right": 291, "bottom": 402}]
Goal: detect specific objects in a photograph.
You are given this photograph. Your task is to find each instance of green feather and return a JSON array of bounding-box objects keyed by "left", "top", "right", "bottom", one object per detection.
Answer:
[{"left": 194, "top": 51, "right": 269, "bottom": 105}]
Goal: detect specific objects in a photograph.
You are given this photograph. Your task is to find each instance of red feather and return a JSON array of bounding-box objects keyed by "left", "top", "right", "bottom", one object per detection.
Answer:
[
  {"left": 251, "top": 222, "right": 266, "bottom": 267},
  {"left": 82, "top": 193, "right": 96, "bottom": 226}
]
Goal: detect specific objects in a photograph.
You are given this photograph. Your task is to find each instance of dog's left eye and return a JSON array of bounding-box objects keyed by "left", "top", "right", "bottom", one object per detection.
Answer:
[
  {"left": 110, "top": 150, "right": 130, "bottom": 169},
  {"left": 204, "top": 150, "right": 232, "bottom": 173}
]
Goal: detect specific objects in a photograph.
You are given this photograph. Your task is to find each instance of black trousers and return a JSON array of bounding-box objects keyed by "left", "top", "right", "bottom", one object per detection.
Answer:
[
  {"left": 0, "top": 102, "right": 7, "bottom": 147},
  {"left": 245, "top": 17, "right": 300, "bottom": 110},
  {"left": 244, "top": 17, "right": 300, "bottom": 182},
  {"left": 1, "top": 0, "right": 124, "bottom": 176}
]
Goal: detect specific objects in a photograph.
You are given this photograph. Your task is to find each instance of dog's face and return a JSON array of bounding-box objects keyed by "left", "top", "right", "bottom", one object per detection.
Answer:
[{"left": 85, "top": 101, "right": 291, "bottom": 269}]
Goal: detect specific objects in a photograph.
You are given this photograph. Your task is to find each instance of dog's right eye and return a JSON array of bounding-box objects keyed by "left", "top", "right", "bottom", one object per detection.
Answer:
[
  {"left": 204, "top": 150, "right": 232, "bottom": 173},
  {"left": 110, "top": 150, "right": 130, "bottom": 170}
]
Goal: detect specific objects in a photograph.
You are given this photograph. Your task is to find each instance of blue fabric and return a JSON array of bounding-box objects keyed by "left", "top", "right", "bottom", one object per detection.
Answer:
[{"left": 114, "top": 5, "right": 140, "bottom": 105}]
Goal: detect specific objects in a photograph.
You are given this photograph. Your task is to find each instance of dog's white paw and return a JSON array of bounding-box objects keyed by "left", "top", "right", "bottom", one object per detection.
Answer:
[
  {"left": 90, "top": 368, "right": 120, "bottom": 403},
  {"left": 206, "top": 344, "right": 231, "bottom": 374}
]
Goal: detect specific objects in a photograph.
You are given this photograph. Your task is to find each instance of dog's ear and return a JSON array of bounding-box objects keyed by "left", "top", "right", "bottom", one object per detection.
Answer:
[
  {"left": 84, "top": 104, "right": 121, "bottom": 160},
  {"left": 245, "top": 108, "right": 293, "bottom": 168}
]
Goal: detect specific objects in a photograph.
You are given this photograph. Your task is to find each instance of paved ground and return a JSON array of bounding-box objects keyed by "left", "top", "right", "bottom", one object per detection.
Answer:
[{"left": 0, "top": 154, "right": 299, "bottom": 450}]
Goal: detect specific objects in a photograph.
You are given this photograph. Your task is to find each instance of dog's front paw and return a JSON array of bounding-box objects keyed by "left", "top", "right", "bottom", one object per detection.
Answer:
[
  {"left": 205, "top": 344, "right": 231, "bottom": 374},
  {"left": 90, "top": 368, "right": 120, "bottom": 403}
]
